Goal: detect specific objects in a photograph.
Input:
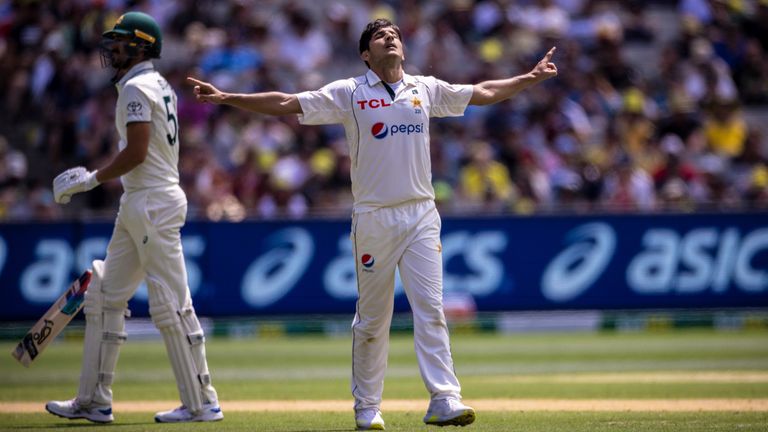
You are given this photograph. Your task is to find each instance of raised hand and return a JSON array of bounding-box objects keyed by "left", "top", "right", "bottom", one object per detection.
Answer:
[
  {"left": 186, "top": 77, "right": 225, "bottom": 104},
  {"left": 531, "top": 47, "right": 558, "bottom": 82}
]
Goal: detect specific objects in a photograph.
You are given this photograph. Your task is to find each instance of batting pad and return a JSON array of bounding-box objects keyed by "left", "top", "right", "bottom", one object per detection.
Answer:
[
  {"left": 77, "top": 260, "right": 128, "bottom": 406},
  {"left": 149, "top": 279, "right": 217, "bottom": 413}
]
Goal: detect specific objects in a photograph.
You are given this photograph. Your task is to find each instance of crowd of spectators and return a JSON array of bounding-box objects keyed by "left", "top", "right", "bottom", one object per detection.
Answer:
[{"left": 1, "top": 0, "right": 767, "bottom": 221}]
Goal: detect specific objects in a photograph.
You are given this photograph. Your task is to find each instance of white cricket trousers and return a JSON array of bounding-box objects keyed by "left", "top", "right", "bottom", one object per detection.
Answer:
[
  {"left": 351, "top": 199, "right": 461, "bottom": 411},
  {"left": 77, "top": 183, "right": 217, "bottom": 410},
  {"left": 101, "top": 184, "right": 191, "bottom": 311}
]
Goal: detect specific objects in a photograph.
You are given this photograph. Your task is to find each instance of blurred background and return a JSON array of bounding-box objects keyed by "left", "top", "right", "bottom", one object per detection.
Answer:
[
  {"left": 0, "top": 0, "right": 766, "bottom": 330},
  {"left": 1, "top": 0, "right": 767, "bottom": 220}
]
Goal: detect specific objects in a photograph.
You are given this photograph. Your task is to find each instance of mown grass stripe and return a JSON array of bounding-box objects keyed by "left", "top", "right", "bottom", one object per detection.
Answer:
[{"left": 3, "top": 399, "right": 768, "bottom": 413}]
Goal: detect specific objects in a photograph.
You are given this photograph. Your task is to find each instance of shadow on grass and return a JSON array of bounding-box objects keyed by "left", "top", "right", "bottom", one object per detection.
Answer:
[
  {"left": 8, "top": 423, "right": 355, "bottom": 432},
  {"left": 9, "top": 421, "right": 157, "bottom": 430},
  {"left": 272, "top": 430, "right": 353, "bottom": 432}
]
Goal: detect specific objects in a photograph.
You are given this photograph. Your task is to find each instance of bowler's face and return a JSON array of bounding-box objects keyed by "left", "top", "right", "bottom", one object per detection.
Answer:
[{"left": 364, "top": 26, "right": 404, "bottom": 65}]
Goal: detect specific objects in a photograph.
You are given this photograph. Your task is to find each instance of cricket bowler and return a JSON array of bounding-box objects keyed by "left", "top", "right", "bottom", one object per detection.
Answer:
[{"left": 187, "top": 18, "right": 556, "bottom": 430}]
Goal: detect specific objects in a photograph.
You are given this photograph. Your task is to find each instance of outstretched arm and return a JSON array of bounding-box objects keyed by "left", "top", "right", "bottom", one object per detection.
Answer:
[
  {"left": 469, "top": 47, "right": 558, "bottom": 106},
  {"left": 186, "top": 77, "right": 303, "bottom": 116}
]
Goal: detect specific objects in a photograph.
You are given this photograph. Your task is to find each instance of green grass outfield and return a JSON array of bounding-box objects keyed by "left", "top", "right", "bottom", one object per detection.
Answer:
[{"left": 1, "top": 329, "right": 767, "bottom": 431}]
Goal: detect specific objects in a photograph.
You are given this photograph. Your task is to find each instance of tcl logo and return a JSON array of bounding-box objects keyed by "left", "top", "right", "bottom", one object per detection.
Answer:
[{"left": 356, "top": 99, "right": 391, "bottom": 110}]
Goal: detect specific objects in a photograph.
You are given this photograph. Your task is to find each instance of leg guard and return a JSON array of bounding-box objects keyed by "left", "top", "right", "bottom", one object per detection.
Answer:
[
  {"left": 149, "top": 281, "right": 217, "bottom": 414},
  {"left": 77, "top": 260, "right": 128, "bottom": 407}
]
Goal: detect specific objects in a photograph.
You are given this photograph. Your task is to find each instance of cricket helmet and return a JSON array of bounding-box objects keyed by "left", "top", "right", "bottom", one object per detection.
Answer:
[{"left": 102, "top": 11, "right": 162, "bottom": 59}]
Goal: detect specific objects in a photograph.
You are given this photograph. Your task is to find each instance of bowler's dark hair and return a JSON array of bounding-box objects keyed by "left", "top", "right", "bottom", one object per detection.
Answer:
[{"left": 359, "top": 18, "right": 402, "bottom": 67}]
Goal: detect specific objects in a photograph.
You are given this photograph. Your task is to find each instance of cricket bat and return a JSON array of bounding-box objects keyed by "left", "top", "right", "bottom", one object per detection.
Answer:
[{"left": 11, "top": 270, "right": 92, "bottom": 367}]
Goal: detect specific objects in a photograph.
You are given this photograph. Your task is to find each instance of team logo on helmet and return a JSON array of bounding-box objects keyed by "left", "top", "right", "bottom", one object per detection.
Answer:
[
  {"left": 371, "top": 122, "right": 388, "bottom": 139},
  {"left": 361, "top": 254, "right": 375, "bottom": 268}
]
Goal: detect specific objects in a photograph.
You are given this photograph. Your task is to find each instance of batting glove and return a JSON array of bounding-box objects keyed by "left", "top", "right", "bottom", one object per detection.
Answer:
[{"left": 53, "top": 167, "right": 100, "bottom": 204}]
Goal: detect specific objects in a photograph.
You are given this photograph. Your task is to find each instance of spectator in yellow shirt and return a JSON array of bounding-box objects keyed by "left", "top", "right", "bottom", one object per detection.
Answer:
[
  {"left": 459, "top": 140, "right": 515, "bottom": 209},
  {"left": 704, "top": 97, "right": 747, "bottom": 158}
]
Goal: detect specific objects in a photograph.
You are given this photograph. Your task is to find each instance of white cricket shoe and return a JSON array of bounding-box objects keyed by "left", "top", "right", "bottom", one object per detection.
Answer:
[
  {"left": 45, "top": 398, "right": 114, "bottom": 423},
  {"left": 154, "top": 403, "right": 223, "bottom": 423},
  {"left": 355, "top": 408, "right": 385, "bottom": 430},
  {"left": 423, "top": 397, "right": 476, "bottom": 427}
]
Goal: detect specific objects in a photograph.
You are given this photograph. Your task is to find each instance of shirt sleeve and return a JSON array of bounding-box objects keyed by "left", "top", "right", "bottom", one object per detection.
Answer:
[
  {"left": 296, "top": 79, "right": 354, "bottom": 125},
  {"left": 121, "top": 83, "right": 152, "bottom": 124},
  {"left": 424, "top": 76, "right": 473, "bottom": 118}
]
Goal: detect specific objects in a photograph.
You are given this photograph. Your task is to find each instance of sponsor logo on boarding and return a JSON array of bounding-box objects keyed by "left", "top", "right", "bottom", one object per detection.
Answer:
[
  {"left": 542, "top": 223, "right": 616, "bottom": 302},
  {"left": 371, "top": 122, "right": 424, "bottom": 139},
  {"left": 361, "top": 254, "right": 375, "bottom": 272}
]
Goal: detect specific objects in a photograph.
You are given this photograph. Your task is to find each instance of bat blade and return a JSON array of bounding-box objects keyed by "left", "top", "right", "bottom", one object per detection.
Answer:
[{"left": 11, "top": 270, "right": 92, "bottom": 367}]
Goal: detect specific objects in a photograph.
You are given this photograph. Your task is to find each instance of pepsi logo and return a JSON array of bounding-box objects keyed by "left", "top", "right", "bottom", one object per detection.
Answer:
[
  {"left": 371, "top": 123, "right": 388, "bottom": 139},
  {"left": 361, "top": 254, "right": 375, "bottom": 268}
]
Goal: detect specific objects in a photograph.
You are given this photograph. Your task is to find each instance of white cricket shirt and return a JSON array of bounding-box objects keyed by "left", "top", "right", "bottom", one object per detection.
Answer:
[
  {"left": 115, "top": 61, "right": 180, "bottom": 192},
  {"left": 297, "top": 69, "right": 472, "bottom": 213}
]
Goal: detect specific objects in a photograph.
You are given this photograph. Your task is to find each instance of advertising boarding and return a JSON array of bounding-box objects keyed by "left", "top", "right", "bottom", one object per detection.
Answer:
[{"left": 0, "top": 213, "right": 766, "bottom": 319}]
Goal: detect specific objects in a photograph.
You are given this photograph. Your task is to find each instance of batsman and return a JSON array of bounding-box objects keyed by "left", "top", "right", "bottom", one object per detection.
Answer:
[{"left": 46, "top": 12, "right": 222, "bottom": 423}]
